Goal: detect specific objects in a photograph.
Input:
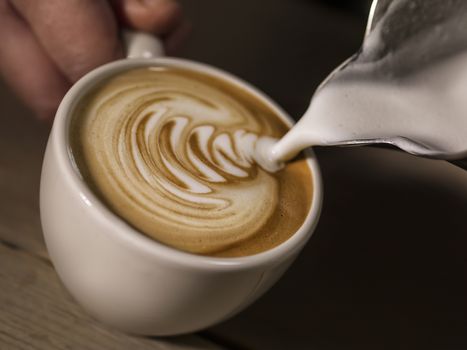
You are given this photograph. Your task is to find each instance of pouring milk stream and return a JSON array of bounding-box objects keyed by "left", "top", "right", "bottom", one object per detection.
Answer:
[{"left": 263, "top": 0, "right": 467, "bottom": 169}]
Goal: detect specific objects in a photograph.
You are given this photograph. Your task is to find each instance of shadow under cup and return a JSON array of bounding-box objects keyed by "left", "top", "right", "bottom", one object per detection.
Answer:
[{"left": 40, "top": 57, "right": 323, "bottom": 335}]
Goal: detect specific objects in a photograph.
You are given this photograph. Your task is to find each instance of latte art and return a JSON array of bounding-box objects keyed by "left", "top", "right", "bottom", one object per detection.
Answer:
[
  {"left": 71, "top": 67, "right": 312, "bottom": 256},
  {"left": 127, "top": 103, "right": 281, "bottom": 208}
]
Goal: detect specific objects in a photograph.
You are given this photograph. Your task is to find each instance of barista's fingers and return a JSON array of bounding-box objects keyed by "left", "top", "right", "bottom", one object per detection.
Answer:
[
  {"left": 9, "top": 0, "right": 123, "bottom": 82},
  {"left": 0, "top": 0, "right": 70, "bottom": 121},
  {"left": 112, "top": 0, "right": 183, "bottom": 35}
]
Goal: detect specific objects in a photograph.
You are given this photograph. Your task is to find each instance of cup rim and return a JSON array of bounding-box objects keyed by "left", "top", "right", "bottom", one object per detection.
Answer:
[{"left": 53, "top": 57, "right": 323, "bottom": 271}]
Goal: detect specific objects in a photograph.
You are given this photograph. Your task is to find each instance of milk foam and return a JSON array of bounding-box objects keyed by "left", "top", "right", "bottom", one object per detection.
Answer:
[{"left": 272, "top": 0, "right": 467, "bottom": 163}]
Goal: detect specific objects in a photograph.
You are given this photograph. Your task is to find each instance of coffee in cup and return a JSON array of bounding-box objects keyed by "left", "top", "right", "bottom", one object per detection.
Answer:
[{"left": 69, "top": 66, "right": 313, "bottom": 257}]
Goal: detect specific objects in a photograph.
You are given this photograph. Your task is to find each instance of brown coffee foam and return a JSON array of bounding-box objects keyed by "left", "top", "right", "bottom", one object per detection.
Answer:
[
  {"left": 212, "top": 157, "right": 313, "bottom": 257},
  {"left": 70, "top": 67, "right": 312, "bottom": 257}
]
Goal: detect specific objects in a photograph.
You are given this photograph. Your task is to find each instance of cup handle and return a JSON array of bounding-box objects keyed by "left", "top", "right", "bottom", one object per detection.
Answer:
[{"left": 123, "top": 31, "right": 165, "bottom": 59}]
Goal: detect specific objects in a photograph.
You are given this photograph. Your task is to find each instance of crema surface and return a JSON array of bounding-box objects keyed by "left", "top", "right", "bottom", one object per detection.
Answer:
[{"left": 70, "top": 67, "right": 312, "bottom": 257}]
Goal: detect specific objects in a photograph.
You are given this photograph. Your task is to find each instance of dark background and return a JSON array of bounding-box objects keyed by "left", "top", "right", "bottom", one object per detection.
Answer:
[
  {"left": 176, "top": 1, "right": 467, "bottom": 349},
  {"left": 179, "top": 0, "right": 368, "bottom": 119}
]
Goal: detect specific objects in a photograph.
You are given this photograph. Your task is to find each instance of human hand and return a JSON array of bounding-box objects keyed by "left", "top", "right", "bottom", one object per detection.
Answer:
[{"left": 0, "top": 0, "right": 187, "bottom": 121}]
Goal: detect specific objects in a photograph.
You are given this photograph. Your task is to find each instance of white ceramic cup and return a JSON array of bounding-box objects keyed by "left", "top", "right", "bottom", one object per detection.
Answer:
[{"left": 40, "top": 33, "right": 323, "bottom": 335}]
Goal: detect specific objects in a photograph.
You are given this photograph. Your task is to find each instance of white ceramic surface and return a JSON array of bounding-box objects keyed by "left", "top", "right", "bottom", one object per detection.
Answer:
[{"left": 39, "top": 34, "right": 323, "bottom": 335}]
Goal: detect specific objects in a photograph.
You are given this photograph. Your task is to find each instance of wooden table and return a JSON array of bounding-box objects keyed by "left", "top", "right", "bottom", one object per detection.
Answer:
[{"left": 2, "top": 1, "right": 467, "bottom": 348}]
